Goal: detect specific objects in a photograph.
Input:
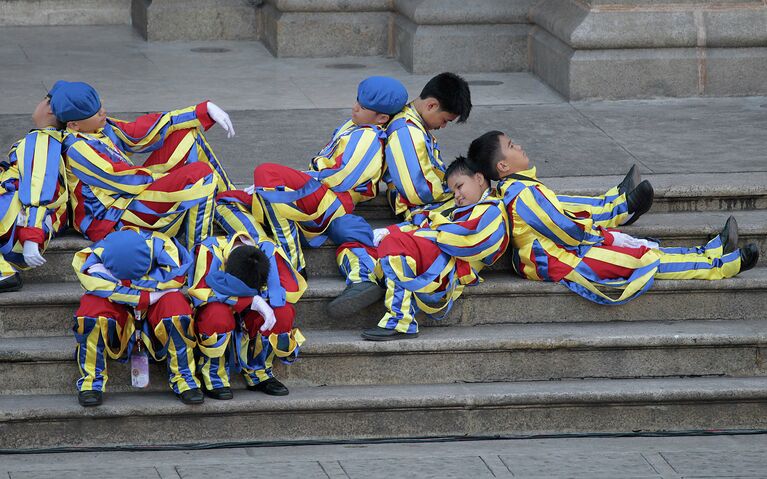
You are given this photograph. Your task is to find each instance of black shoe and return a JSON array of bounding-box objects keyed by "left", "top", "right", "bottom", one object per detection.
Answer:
[
  {"left": 247, "top": 377, "right": 289, "bottom": 396},
  {"left": 618, "top": 164, "right": 641, "bottom": 195},
  {"left": 719, "top": 215, "right": 739, "bottom": 254},
  {"left": 298, "top": 267, "right": 308, "bottom": 281},
  {"left": 623, "top": 180, "right": 654, "bottom": 226},
  {"left": 0, "top": 273, "right": 22, "bottom": 293},
  {"left": 327, "top": 281, "right": 384, "bottom": 318},
  {"left": 78, "top": 390, "right": 103, "bottom": 407},
  {"left": 203, "top": 386, "right": 233, "bottom": 400},
  {"left": 361, "top": 326, "right": 419, "bottom": 341},
  {"left": 177, "top": 388, "right": 204, "bottom": 405},
  {"left": 739, "top": 244, "right": 759, "bottom": 273}
]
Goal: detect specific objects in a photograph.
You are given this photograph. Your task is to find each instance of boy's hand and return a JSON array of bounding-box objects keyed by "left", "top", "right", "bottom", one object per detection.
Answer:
[
  {"left": 207, "top": 102, "right": 235, "bottom": 138},
  {"left": 611, "top": 231, "right": 659, "bottom": 249},
  {"left": 22, "top": 241, "right": 46, "bottom": 268},
  {"left": 251, "top": 295, "right": 276, "bottom": 332},
  {"left": 373, "top": 228, "right": 390, "bottom": 247},
  {"left": 149, "top": 289, "right": 179, "bottom": 305}
]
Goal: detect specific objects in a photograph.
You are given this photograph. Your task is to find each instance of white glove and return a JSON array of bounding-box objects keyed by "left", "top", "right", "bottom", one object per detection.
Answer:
[
  {"left": 207, "top": 102, "right": 235, "bottom": 138},
  {"left": 149, "top": 289, "right": 179, "bottom": 305},
  {"left": 610, "top": 231, "right": 659, "bottom": 249},
  {"left": 373, "top": 228, "right": 390, "bottom": 247},
  {"left": 251, "top": 295, "right": 276, "bottom": 332},
  {"left": 23, "top": 241, "right": 46, "bottom": 268}
]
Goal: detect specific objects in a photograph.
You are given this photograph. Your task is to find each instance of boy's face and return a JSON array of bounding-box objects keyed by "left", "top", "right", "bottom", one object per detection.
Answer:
[
  {"left": 497, "top": 134, "right": 529, "bottom": 176},
  {"left": 32, "top": 97, "right": 59, "bottom": 129},
  {"left": 421, "top": 98, "right": 458, "bottom": 131},
  {"left": 351, "top": 101, "right": 390, "bottom": 126},
  {"left": 447, "top": 171, "right": 488, "bottom": 207},
  {"left": 67, "top": 106, "right": 107, "bottom": 133}
]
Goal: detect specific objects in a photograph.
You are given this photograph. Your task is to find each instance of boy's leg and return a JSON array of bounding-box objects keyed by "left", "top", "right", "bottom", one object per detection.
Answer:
[
  {"left": 73, "top": 294, "right": 133, "bottom": 405},
  {"left": 654, "top": 235, "right": 743, "bottom": 280},
  {"left": 194, "top": 302, "right": 236, "bottom": 399},
  {"left": 144, "top": 292, "right": 201, "bottom": 396},
  {"left": 557, "top": 186, "right": 631, "bottom": 229}
]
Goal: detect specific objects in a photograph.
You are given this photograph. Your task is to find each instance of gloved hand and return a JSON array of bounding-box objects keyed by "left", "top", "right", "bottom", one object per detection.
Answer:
[
  {"left": 251, "top": 295, "right": 276, "bottom": 332},
  {"left": 207, "top": 102, "right": 235, "bottom": 138},
  {"left": 149, "top": 289, "right": 179, "bottom": 305},
  {"left": 22, "top": 241, "right": 46, "bottom": 268},
  {"left": 611, "top": 231, "right": 659, "bottom": 249},
  {"left": 373, "top": 228, "right": 390, "bottom": 247}
]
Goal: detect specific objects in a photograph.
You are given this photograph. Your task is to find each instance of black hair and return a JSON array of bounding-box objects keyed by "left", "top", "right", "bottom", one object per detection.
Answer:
[
  {"left": 445, "top": 155, "right": 482, "bottom": 182},
  {"left": 419, "top": 72, "right": 472, "bottom": 123},
  {"left": 225, "top": 245, "right": 271, "bottom": 291},
  {"left": 467, "top": 130, "right": 504, "bottom": 181}
]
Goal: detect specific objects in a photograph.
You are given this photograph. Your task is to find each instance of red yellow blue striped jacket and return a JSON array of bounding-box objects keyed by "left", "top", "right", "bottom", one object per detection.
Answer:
[{"left": 307, "top": 119, "right": 387, "bottom": 207}]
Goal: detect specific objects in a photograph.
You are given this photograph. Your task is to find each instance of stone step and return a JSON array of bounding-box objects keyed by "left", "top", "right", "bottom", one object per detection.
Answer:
[
  {"left": 20, "top": 207, "right": 767, "bottom": 284},
  {"left": 2, "top": 376, "right": 766, "bottom": 450},
  {"left": 0, "top": 1, "right": 130, "bottom": 26},
  {"left": 1, "top": 320, "right": 765, "bottom": 395},
  {"left": 2, "top": 267, "right": 766, "bottom": 337}
]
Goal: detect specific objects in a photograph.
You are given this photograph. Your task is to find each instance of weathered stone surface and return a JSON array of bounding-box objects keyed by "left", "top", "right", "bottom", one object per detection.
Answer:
[
  {"left": 394, "top": 0, "right": 533, "bottom": 24},
  {"left": 704, "top": 47, "right": 767, "bottom": 97},
  {"left": 0, "top": 0, "right": 130, "bottom": 26},
  {"left": 268, "top": 0, "right": 390, "bottom": 12},
  {"left": 132, "top": 0, "right": 259, "bottom": 41}
]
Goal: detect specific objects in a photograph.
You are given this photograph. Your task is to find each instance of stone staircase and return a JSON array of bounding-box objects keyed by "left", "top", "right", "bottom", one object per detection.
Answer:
[{"left": 0, "top": 172, "right": 766, "bottom": 450}]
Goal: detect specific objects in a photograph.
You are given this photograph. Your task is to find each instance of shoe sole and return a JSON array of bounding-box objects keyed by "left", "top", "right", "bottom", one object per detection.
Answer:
[
  {"left": 361, "top": 331, "right": 419, "bottom": 341},
  {"left": 327, "top": 284, "right": 385, "bottom": 318},
  {"left": 721, "top": 216, "right": 739, "bottom": 254},
  {"left": 623, "top": 181, "right": 654, "bottom": 226}
]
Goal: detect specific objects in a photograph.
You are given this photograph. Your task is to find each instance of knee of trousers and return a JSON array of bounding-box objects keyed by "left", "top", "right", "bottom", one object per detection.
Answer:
[
  {"left": 195, "top": 302, "right": 236, "bottom": 337},
  {"left": 146, "top": 292, "right": 192, "bottom": 329},
  {"left": 243, "top": 303, "right": 295, "bottom": 337}
]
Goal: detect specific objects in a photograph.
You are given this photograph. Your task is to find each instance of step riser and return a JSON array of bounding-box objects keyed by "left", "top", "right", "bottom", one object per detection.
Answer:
[
  {"left": 3, "top": 346, "right": 765, "bottom": 395},
  {"left": 3, "top": 286, "right": 766, "bottom": 337},
  {"left": 655, "top": 196, "right": 767, "bottom": 214},
  {"left": 3, "top": 400, "right": 766, "bottom": 450}
]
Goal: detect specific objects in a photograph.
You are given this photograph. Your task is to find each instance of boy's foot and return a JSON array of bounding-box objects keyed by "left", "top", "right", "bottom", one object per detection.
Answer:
[
  {"left": 247, "top": 378, "right": 289, "bottom": 396},
  {"left": 739, "top": 244, "right": 759, "bottom": 273},
  {"left": 623, "top": 180, "right": 654, "bottom": 226},
  {"left": 0, "top": 273, "right": 23, "bottom": 293},
  {"left": 327, "top": 282, "right": 384, "bottom": 318},
  {"left": 361, "top": 326, "right": 419, "bottom": 341},
  {"left": 78, "top": 390, "right": 103, "bottom": 407},
  {"left": 618, "top": 164, "right": 641, "bottom": 195},
  {"left": 177, "top": 388, "right": 204, "bottom": 405},
  {"left": 203, "top": 386, "right": 233, "bottom": 400},
  {"left": 719, "top": 216, "right": 739, "bottom": 254}
]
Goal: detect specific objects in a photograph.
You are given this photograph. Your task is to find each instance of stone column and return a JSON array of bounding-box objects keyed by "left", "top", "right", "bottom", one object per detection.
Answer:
[
  {"left": 530, "top": 0, "right": 767, "bottom": 100},
  {"left": 132, "top": 0, "right": 260, "bottom": 40}
]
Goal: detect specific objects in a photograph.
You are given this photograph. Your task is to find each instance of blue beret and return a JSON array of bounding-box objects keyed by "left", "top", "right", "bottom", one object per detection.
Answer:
[
  {"left": 357, "top": 76, "right": 408, "bottom": 115},
  {"left": 100, "top": 230, "right": 152, "bottom": 281},
  {"left": 49, "top": 80, "right": 101, "bottom": 122}
]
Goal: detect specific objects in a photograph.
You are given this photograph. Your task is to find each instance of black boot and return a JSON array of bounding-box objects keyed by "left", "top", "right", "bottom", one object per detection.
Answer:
[
  {"left": 177, "top": 388, "right": 204, "bottom": 405},
  {"left": 623, "top": 180, "right": 654, "bottom": 226},
  {"left": 203, "top": 386, "right": 233, "bottom": 400},
  {"left": 0, "top": 273, "right": 23, "bottom": 293},
  {"left": 719, "top": 215, "right": 739, "bottom": 254},
  {"left": 327, "top": 281, "right": 384, "bottom": 318},
  {"left": 247, "top": 377, "right": 289, "bottom": 396},
  {"left": 78, "top": 390, "right": 103, "bottom": 407},
  {"left": 361, "top": 326, "right": 419, "bottom": 341},
  {"left": 618, "top": 164, "right": 640, "bottom": 195},
  {"left": 739, "top": 244, "right": 759, "bottom": 273}
]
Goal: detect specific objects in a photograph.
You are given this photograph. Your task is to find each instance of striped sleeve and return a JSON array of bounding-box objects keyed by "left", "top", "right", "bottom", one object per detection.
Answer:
[
  {"left": 309, "top": 127, "right": 384, "bottom": 194},
  {"left": 72, "top": 248, "right": 148, "bottom": 308},
  {"left": 107, "top": 103, "right": 213, "bottom": 154},
  {"left": 65, "top": 138, "right": 154, "bottom": 196},
  {"left": 187, "top": 239, "right": 238, "bottom": 308}
]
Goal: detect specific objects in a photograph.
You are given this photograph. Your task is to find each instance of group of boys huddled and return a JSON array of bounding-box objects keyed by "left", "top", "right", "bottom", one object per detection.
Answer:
[{"left": 0, "top": 73, "right": 759, "bottom": 408}]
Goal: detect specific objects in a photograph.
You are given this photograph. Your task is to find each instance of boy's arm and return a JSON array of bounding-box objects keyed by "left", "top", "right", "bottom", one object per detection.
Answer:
[
  {"left": 515, "top": 185, "right": 604, "bottom": 247},
  {"left": 9, "top": 130, "right": 67, "bottom": 245},
  {"left": 187, "top": 241, "right": 239, "bottom": 309},
  {"left": 309, "top": 127, "right": 385, "bottom": 194},
  {"left": 65, "top": 137, "right": 154, "bottom": 196},
  {"left": 72, "top": 249, "right": 150, "bottom": 310},
  {"left": 385, "top": 124, "right": 449, "bottom": 206},
  {"left": 107, "top": 102, "right": 216, "bottom": 154}
]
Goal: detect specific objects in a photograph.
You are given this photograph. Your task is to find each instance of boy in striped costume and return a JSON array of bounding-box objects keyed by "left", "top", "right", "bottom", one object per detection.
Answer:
[
  {"left": 50, "top": 80, "right": 235, "bottom": 251},
  {"left": 0, "top": 94, "right": 68, "bottom": 292},
  {"left": 72, "top": 228, "right": 201, "bottom": 406},
  {"left": 469, "top": 130, "right": 759, "bottom": 305}
]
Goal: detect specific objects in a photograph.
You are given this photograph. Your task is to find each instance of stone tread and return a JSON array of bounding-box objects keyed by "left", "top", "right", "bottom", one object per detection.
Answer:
[
  {"left": 3, "top": 319, "right": 767, "bottom": 362},
  {"left": 2, "top": 377, "right": 766, "bottom": 422}
]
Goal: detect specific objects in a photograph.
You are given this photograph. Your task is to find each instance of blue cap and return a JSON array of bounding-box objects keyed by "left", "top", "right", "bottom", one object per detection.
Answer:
[
  {"left": 357, "top": 76, "right": 408, "bottom": 115},
  {"left": 49, "top": 80, "right": 101, "bottom": 122},
  {"left": 100, "top": 230, "right": 152, "bottom": 281}
]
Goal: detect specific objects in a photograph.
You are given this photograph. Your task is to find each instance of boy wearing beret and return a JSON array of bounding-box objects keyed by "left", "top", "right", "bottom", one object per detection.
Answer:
[
  {"left": 50, "top": 80, "right": 235, "bottom": 250},
  {"left": 0, "top": 94, "right": 68, "bottom": 292},
  {"left": 72, "top": 227, "right": 202, "bottom": 406}
]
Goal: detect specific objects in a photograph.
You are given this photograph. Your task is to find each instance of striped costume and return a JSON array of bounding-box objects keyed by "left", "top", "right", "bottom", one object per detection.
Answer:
[
  {"left": 340, "top": 189, "right": 509, "bottom": 334},
  {"left": 63, "top": 102, "right": 232, "bottom": 251},
  {"left": 383, "top": 103, "right": 455, "bottom": 219},
  {"left": 188, "top": 232, "right": 306, "bottom": 390},
  {"left": 0, "top": 129, "right": 68, "bottom": 276},
  {"left": 72, "top": 228, "right": 199, "bottom": 394},
  {"left": 501, "top": 167, "right": 744, "bottom": 304}
]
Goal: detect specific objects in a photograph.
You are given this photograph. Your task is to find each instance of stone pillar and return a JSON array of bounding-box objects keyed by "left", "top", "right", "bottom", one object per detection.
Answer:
[
  {"left": 132, "top": 0, "right": 260, "bottom": 40},
  {"left": 393, "top": 0, "right": 534, "bottom": 74},
  {"left": 261, "top": 0, "right": 391, "bottom": 57},
  {"left": 530, "top": 0, "right": 767, "bottom": 100}
]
